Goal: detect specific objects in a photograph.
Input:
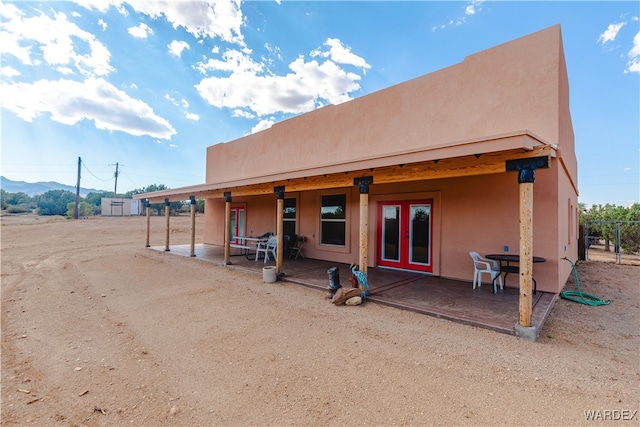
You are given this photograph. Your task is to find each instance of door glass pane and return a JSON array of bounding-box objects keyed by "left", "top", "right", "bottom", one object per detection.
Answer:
[
  {"left": 382, "top": 206, "right": 400, "bottom": 261},
  {"left": 238, "top": 209, "right": 245, "bottom": 238},
  {"left": 409, "top": 205, "right": 430, "bottom": 265},
  {"left": 230, "top": 210, "right": 237, "bottom": 242}
]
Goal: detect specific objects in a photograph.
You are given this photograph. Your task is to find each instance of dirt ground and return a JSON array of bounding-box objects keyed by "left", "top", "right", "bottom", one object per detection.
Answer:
[{"left": 1, "top": 214, "right": 638, "bottom": 426}]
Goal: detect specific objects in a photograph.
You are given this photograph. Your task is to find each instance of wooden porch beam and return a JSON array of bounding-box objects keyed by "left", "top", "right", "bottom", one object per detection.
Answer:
[{"left": 144, "top": 146, "right": 552, "bottom": 202}]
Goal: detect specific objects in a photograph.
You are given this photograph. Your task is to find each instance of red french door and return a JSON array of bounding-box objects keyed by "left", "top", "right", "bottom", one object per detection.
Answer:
[
  {"left": 229, "top": 207, "right": 245, "bottom": 244},
  {"left": 377, "top": 200, "right": 433, "bottom": 273}
]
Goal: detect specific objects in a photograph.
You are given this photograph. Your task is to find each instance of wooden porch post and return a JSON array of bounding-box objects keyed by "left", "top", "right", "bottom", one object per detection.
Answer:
[
  {"left": 519, "top": 176, "right": 534, "bottom": 327},
  {"left": 189, "top": 195, "right": 196, "bottom": 257},
  {"left": 145, "top": 200, "right": 151, "bottom": 248},
  {"left": 355, "top": 177, "right": 373, "bottom": 276},
  {"left": 164, "top": 198, "right": 170, "bottom": 251},
  {"left": 275, "top": 186, "right": 285, "bottom": 275},
  {"left": 224, "top": 192, "right": 231, "bottom": 265},
  {"left": 506, "top": 156, "right": 548, "bottom": 332}
]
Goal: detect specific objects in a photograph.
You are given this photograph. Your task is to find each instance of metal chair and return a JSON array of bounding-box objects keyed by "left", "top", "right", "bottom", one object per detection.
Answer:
[
  {"left": 289, "top": 236, "right": 305, "bottom": 260},
  {"left": 469, "top": 251, "right": 503, "bottom": 293}
]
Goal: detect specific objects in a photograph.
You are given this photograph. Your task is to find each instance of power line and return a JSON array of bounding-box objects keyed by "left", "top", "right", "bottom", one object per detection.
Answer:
[{"left": 81, "top": 162, "right": 114, "bottom": 182}]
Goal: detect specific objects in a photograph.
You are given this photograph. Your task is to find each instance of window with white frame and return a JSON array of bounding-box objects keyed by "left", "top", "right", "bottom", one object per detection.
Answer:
[
  {"left": 320, "top": 194, "right": 346, "bottom": 246},
  {"left": 283, "top": 197, "right": 296, "bottom": 236}
]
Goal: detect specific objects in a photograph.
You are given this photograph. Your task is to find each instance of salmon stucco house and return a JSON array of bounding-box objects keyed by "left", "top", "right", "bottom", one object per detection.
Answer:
[{"left": 136, "top": 25, "right": 578, "bottom": 338}]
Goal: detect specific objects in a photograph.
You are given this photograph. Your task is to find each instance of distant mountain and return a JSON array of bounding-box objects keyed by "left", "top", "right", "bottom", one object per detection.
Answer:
[{"left": 1, "top": 176, "right": 105, "bottom": 197}]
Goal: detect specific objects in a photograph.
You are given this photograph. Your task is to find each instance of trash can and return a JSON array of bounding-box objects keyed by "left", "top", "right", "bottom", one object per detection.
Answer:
[
  {"left": 263, "top": 266, "right": 277, "bottom": 283},
  {"left": 327, "top": 267, "right": 341, "bottom": 296}
]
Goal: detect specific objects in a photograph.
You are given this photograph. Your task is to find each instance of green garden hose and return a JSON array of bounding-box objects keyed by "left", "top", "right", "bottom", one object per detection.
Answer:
[{"left": 561, "top": 257, "right": 611, "bottom": 306}]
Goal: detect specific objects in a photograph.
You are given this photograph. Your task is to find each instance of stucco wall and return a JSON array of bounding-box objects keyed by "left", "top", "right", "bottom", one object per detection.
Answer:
[
  {"left": 205, "top": 25, "right": 567, "bottom": 186},
  {"left": 204, "top": 169, "right": 569, "bottom": 293},
  {"left": 200, "top": 24, "right": 576, "bottom": 294}
]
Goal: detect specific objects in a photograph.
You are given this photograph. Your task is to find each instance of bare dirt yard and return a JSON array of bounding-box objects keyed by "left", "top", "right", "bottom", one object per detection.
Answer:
[{"left": 1, "top": 214, "right": 638, "bottom": 426}]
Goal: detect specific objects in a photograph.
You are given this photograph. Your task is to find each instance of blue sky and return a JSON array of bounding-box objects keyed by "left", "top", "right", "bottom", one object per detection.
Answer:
[{"left": 1, "top": 1, "right": 638, "bottom": 207}]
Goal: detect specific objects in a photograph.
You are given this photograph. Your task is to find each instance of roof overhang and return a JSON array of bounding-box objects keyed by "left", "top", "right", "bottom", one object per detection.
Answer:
[{"left": 135, "top": 131, "right": 557, "bottom": 203}]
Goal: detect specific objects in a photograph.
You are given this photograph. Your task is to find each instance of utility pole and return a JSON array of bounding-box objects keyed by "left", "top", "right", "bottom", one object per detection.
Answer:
[
  {"left": 75, "top": 157, "right": 81, "bottom": 219},
  {"left": 113, "top": 162, "right": 119, "bottom": 197}
]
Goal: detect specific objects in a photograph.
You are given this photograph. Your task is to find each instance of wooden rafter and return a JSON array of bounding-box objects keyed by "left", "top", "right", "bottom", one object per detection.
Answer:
[{"left": 143, "top": 145, "right": 553, "bottom": 202}]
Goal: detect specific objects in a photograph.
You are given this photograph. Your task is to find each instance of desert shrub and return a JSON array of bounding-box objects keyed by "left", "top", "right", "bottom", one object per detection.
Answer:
[
  {"left": 66, "top": 201, "right": 94, "bottom": 218},
  {"left": 6, "top": 205, "right": 32, "bottom": 214}
]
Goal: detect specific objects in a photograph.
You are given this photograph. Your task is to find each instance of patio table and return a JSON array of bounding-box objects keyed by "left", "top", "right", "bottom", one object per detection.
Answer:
[
  {"left": 232, "top": 237, "right": 269, "bottom": 260},
  {"left": 485, "top": 254, "right": 545, "bottom": 294}
]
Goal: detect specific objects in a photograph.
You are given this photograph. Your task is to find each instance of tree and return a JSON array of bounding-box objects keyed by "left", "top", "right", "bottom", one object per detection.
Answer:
[
  {"left": 126, "top": 184, "right": 184, "bottom": 215},
  {"left": 1, "top": 190, "right": 36, "bottom": 212},
  {"left": 67, "top": 201, "right": 94, "bottom": 218},
  {"left": 581, "top": 203, "right": 640, "bottom": 254},
  {"left": 84, "top": 191, "right": 115, "bottom": 215},
  {"left": 36, "top": 190, "right": 76, "bottom": 216}
]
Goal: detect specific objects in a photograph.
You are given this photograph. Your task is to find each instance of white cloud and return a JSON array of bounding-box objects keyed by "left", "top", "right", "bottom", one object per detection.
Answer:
[
  {"left": 72, "top": 0, "right": 115, "bottom": 13},
  {"left": 0, "top": 2, "right": 23, "bottom": 20},
  {"left": 1, "top": 66, "right": 21, "bottom": 78},
  {"left": 598, "top": 22, "right": 625, "bottom": 45},
  {"left": 165, "top": 93, "right": 178, "bottom": 105},
  {"left": 626, "top": 31, "right": 640, "bottom": 73},
  {"left": 195, "top": 48, "right": 364, "bottom": 117},
  {"left": 185, "top": 112, "right": 200, "bottom": 121},
  {"left": 168, "top": 40, "right": 190, "bottom": 57},
  {"left": 128, "top": 22, "right": 154, "bottom": 38},
  {"left": 56, "top": 66, "right": 75, "bottom": 75},
  {"left": 195, "top": 48, "right": 262, "bottom": 74},
  {"left": 0, "top": 7, "right": 113, "bottom": 76},
  {"left": 465, "top": 0, "right": 484, "bottom": 16},
  {"left": 98, "top": 18, "right": 108, "bottom": 31},
  {"left": 251, "top": 118, "right": 275, "bottom": 134},
  {"left": 123, "top": 0, "right": 244, "bottom": 44},
  {"left": 1, "top": 77, "right": 176, "bottom": 139},
  {"left": 432, "top": 1, "right": 483, "bottom": 31},
  {"left": 73, "top": 0, "right": 245, "bottom": 44},
  {"left": 232, "top": 109, "right": 254, "bottom": 119},
  {"left": 311, "top": 38, "right": 371, "bottom": 71}
]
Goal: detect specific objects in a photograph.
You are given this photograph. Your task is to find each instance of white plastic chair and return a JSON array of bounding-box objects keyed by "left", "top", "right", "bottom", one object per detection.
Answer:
[
  {"left": 469, "top": 251, "right": 503, "bottom": 293},
  {"left": 256, "top": 235, "right": 278, "bottom": 263}
]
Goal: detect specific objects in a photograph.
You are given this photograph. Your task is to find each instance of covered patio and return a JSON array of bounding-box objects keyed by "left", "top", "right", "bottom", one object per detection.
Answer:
[
  {"left": 149, "top": 243, "right": 557, "bottom": 337},
  {"left": 136, "top": 26, "right": 575, "bottom": 341}
]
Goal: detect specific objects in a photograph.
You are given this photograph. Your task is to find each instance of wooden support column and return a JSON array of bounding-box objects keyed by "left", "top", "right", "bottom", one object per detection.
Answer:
[
  {"left": 164, "top": 198, "right": 171, "bottom": 251},
  {"left": 189, "top": 195, "right": 196, "bottom": 257},
  {"left": 224, "top": 192, "right": 232, "bottom": 265},
  {"left": 506, "top": 156, "right": 548, "bottom": 331},
  {"left": 275, "top": 186, "right": 285, "bottom": 275},
  {"left": 145, "top": 200, "right": 151, "bottom": 248},
  {"left": 519, "top": 175, "right": 534, "bottom": 327},
  {"left": 355, "top": 177, "right": 373, "bottom": 276}
]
